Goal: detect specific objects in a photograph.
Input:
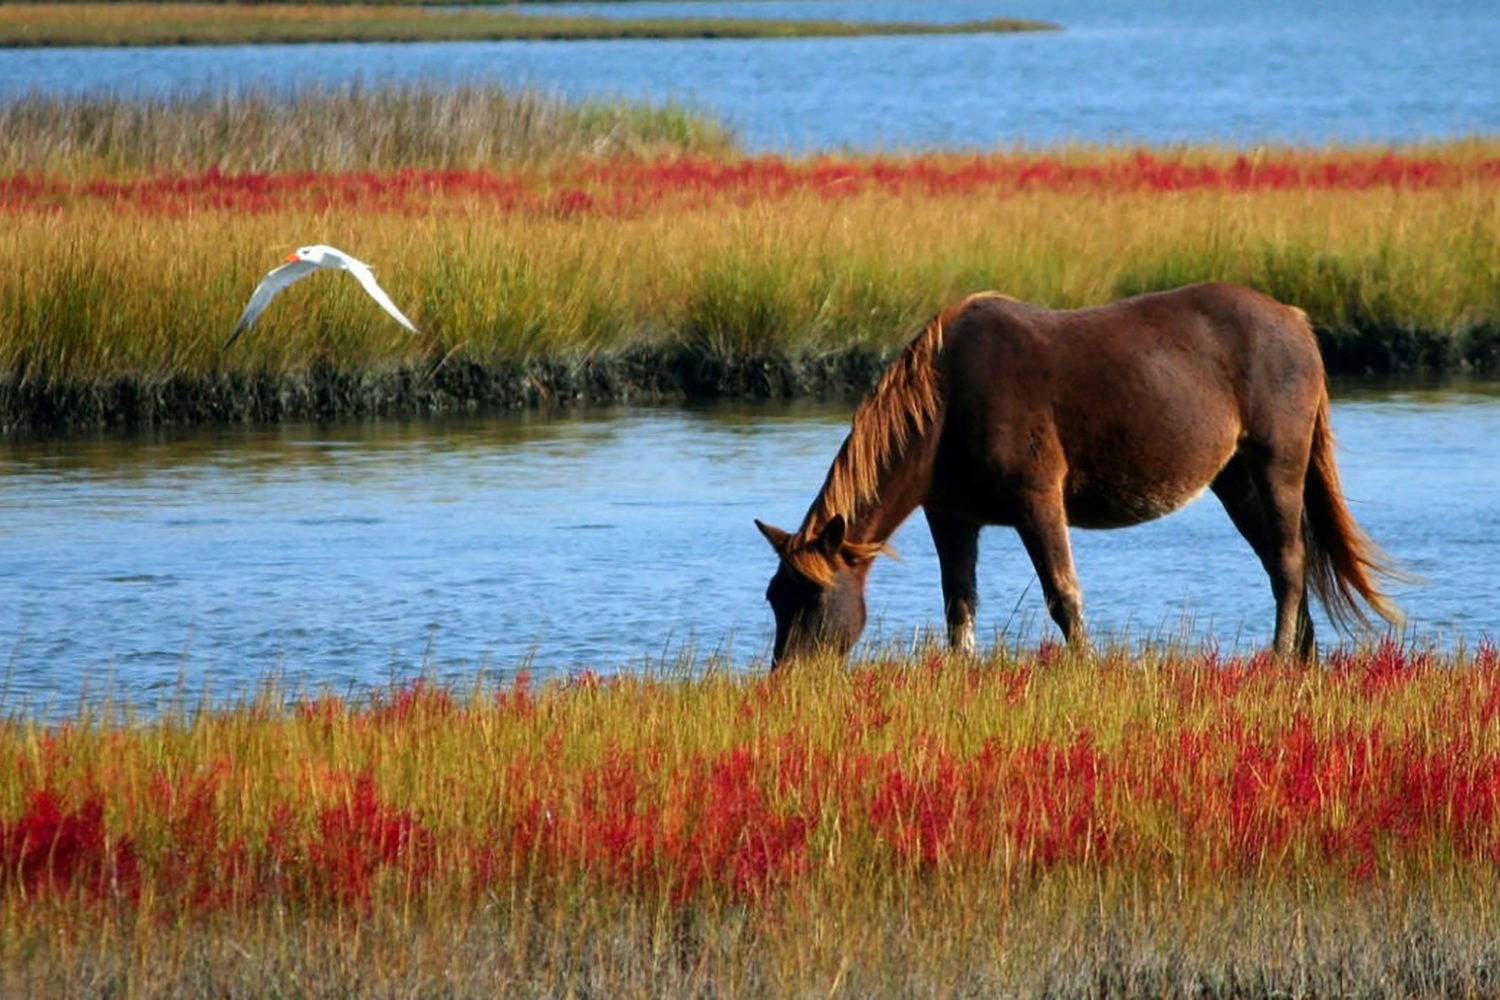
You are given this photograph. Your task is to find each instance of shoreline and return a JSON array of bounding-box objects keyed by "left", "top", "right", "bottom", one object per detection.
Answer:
[
  {"left": 0, "top": 347, "right": 892, "bottom": 433},
  {"left": 0, "top": 6, "right": 1058, "bottom": 48},
  {"left": 5, "top": 332, "right": 1495, "bottom": 434}
]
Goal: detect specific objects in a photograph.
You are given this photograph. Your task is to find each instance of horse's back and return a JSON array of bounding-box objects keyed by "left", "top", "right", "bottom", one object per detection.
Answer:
[
  {"left": 952, "top": 282, "right": 1310, "bottom": 364},
  {"left": 943, "top": 282, "right": 1322, "bottom": 419},
  {"left": 932, "top": 283, "right": 1324, "bottom": 528}
]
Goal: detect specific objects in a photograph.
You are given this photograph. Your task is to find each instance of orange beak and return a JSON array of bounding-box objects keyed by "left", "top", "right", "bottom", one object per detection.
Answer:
[{"left": 284, "top": 251, "right": 300, "bottom": 262}]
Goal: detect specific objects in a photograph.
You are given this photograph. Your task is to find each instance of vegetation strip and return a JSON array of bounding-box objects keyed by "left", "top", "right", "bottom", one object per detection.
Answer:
[
  {"left": 13, "top": 153, "right": 1495, "bottom": 206},
  {"left": 0, "top": 4, "right": 1057, "bottom": 47},
  {"left": 0, "top": 350, "right": 895, "bottom": 432},
  {"left": 6, "top": 642, "right": 1500, "bottom": 995},
  {"left": 0, "top": 86, "right": 740, "bottom": 174},
  {"left": 3, "top": 148, "right": 1497, "bottom": 432},
  {"left": 1, "top": 87, "right": 1495, "bottom": 429}
]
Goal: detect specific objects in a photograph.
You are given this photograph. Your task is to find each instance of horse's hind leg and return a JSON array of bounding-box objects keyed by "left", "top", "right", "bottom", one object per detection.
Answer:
[
  {"left": 1212, "top": 452, "right": 1314, "bottom": 659},
  {"left": 1014, "top": 489, "right": 1087, "bottom": 649},
  {"left": 925, "top": 509, "right": 980, "bottom": 654}
]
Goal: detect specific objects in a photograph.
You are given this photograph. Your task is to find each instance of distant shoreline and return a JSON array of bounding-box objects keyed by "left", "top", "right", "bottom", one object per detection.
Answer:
[{"left": 0, "top": 4, "right": 1060, "bottom": 48}]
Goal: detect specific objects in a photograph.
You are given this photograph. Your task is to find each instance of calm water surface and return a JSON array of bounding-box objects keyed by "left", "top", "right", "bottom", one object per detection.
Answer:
[
  {"left": 4, "top": 0, "right": 1498, "bottom": 708},
  {"left": 6, "top": 0, "right": 1496, "bottom": 150},
  {"left": 3, "top": 384, "right": 1498, "bottom": 710}
]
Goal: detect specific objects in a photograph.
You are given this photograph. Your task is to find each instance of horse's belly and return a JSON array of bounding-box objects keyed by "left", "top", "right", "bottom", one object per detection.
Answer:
[
  {"left": 1064, "top": 478, "right": 1211, "bottom": 529},
  {"left": 1058, "top": 407, "right": 1238, "bottom": 528}
]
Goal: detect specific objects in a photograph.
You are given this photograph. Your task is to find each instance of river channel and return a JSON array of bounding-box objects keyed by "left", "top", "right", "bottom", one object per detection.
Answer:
[{"left": 2, "top": 381, "right": 1497, "bottom": 711}]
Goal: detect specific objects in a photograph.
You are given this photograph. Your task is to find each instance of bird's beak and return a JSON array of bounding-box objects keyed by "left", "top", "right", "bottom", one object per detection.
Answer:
[{"left": 284, "top": 251, "right": 300, "bottom": 263}]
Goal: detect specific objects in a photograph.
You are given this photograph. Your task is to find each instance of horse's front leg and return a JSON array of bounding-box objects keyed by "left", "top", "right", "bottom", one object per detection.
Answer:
[
  {"left": 1014, "top": 489, "right": 1088, "bottom": 650},
  {"left": 924, "top": 508, "right": 980, "bottom": 654}
]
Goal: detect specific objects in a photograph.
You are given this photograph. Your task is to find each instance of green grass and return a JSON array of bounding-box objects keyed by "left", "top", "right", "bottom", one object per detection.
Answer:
[{"left": 0, "top": 3, "right": 1058, "bottom": 47}]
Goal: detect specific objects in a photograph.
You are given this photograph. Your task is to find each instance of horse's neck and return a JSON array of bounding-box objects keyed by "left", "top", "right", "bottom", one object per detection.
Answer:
[
  {"left": 798, "top": 302, "right": 956, "bottom": 548},
  {"left": 801, "top": 409, "right": 942, "bottom": 547}
]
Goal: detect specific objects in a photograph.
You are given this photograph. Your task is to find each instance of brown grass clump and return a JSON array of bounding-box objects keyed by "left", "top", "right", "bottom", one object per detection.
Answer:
[{"left": 0, "top": 84, "right": 737, "bottom": 176}]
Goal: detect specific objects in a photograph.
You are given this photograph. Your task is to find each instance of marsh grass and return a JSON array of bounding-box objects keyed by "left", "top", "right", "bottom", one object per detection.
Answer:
[
  {"left": 0, "top": 84, "right": 738, "bottom": 175},
  {"left": 7, "top": 641, "right": 1500, "bottom": 997},
  {"left": 1, "top": 117, "right": 1497, "bottom": 426},
  {"left": 3, "top": 181, "right": 1495, "bottom": 382},
  {"left": 6, "top": 887, "right": 1500, "bottom": 997},
  {"left": 0, "top": 4, "right": 1057, "bottom": 48}
]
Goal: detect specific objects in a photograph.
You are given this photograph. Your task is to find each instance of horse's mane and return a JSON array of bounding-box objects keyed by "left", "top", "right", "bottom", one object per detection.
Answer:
[{"left": 785, "top": 292, "right": 999, "bottom": 583}]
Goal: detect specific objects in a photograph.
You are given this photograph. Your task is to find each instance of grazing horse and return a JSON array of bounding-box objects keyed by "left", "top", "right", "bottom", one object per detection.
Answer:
[{"left": 756, "top": 282, "right": 1402, "bottom": 668}]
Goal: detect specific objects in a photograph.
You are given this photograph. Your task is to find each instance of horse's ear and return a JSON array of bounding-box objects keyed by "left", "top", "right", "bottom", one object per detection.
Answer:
[
  {"left": 817, "top": 514, "right": 847, "bottom": 555},
  {"left": 755, "top": 519, "right": 792, "bottom": 553}
]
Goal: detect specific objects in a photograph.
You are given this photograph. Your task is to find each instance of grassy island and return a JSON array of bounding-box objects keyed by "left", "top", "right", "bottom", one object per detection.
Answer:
[
  {"left": 0, "top": 86, "right": 1496, "bottom": 431},
  {"left": 0, "top": 4, "right": 1058, "bottom": 47}
]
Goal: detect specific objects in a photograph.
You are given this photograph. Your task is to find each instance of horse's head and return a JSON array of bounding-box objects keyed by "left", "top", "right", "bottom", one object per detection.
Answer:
[{"left": 755, "top": 514, "right": 873, "bottom": 669}]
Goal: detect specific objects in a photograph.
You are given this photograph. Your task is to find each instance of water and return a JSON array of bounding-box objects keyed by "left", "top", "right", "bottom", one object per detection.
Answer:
[
  {"left": 3, "top": 383, "right": 1498, "bottom": 710},
  {"left": 5, "top": 0, "right": 1496, "bottom": 151},
  {"left": 2, "top": 1, "right": 1497, "bottom": 709}
]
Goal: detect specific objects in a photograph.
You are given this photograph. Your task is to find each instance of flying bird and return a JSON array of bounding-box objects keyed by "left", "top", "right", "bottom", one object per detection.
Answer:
[{"left": 225, "top": 244, "right": 420, "bottom": 347}]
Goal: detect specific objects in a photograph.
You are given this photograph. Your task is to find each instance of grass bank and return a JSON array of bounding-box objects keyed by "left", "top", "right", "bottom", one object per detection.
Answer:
[
  {"left": 3, "top": 145, "right": 1498, "bottom": 430},
  {"left": 1, "top": 89, "right": 1495, "bottom": 430},
  {"left": 0, "top": 4, "right": 1057, "bottom": 47},
  {"left": 5, "top": 642, "right": 1500, "bottom": 997}
]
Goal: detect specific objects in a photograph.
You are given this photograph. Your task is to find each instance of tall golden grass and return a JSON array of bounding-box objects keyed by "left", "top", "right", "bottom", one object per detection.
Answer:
[
  {"left": 6, "top": 643, "right": 1500, "bottom": 997},
  {"left": 2, "top": 176, "right": 1496, "bottom": 385}
]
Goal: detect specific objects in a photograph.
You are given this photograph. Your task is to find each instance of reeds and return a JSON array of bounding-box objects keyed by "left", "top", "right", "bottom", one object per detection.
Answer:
[
  {"left": 6, "top": 641, "right": 1500, "bottom": 996},
  {"left": 0, "top": 84, "right": 738, "bottom": 175}
]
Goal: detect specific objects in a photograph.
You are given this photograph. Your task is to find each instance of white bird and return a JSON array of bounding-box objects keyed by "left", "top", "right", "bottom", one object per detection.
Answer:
[{"left": 226, "top": 244, "right": 420, "bottom": 347}]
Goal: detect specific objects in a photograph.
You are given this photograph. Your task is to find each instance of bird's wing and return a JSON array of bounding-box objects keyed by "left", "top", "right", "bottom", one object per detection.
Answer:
[
  {"left": 225, "top": 259, "right": 323, "bottom": 347},
  {"left": 343, "top": 259, "right": 420, "bottom": 334}
]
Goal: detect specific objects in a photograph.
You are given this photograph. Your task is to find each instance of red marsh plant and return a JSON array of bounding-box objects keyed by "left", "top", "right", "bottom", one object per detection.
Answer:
[
  {"left": 4, "top": 149, "right": 1496, "bottom": 218},
  {"left": 0, "top": 789, "right": 138, "bottom": 902},
  {"left": 5, "top": 640, "right": 1500, "bottom": 920},
  {"left": 11, "top": 645, "right": 1500, "bottom": 996}
]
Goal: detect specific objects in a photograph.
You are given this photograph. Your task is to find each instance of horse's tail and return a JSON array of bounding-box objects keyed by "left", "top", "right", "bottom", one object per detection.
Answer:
[{"left": 1302, "top": 387, "right": 1404, "bottom": 631}]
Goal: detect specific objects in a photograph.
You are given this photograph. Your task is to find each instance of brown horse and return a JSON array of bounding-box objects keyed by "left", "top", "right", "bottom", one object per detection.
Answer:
[{"left": 756, "top": 282, "right": 1402, "bottom": 668}]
